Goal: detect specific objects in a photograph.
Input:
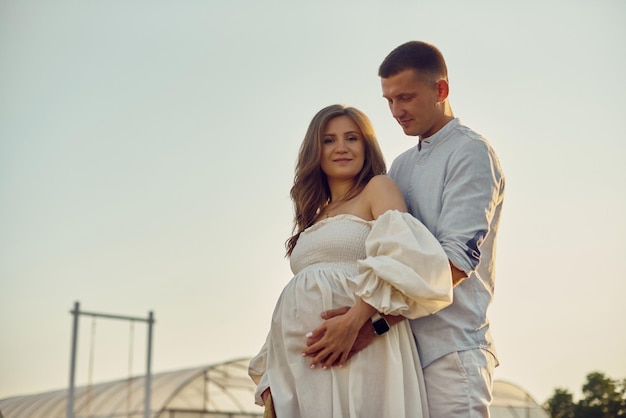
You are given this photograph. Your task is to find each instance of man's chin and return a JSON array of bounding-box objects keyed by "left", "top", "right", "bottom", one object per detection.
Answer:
[{"left": 402, "top": 127, "right": 420, "bottom": 137}]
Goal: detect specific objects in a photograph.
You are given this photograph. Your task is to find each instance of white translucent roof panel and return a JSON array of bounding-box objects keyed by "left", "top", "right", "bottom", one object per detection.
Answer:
[
  {"left": 0, "top": 358, "right": 261, "bottom": 418},
  {"left": 1, "top": 359, "right": 548, "bottom": 418},
  {"left": 490, "top": 380, "right": 550, "bottom": 418}
]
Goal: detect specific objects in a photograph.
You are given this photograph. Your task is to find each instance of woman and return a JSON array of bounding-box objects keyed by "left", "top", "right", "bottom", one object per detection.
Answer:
[{"left": 249, "top": 104, "right": 453, "bottom": 418}]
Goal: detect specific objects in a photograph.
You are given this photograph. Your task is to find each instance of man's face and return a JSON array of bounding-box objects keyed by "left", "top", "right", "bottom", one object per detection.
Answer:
[{"left": 381, "top": 68, "right": 443, "bottom": 138}]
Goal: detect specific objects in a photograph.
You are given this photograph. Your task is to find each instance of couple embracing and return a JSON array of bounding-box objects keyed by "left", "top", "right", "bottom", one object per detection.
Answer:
[{"left": 249, "top": 41, "right": 505, "bottom": 418}]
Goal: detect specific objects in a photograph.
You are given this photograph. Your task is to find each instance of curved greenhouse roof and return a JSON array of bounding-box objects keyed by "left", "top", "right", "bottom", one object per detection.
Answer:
[
  {"left": 491, "top": 380, "right": 550, "bottom": 418},
  {"left": 0, "top": 357, "right": 549, "bottom": 418},
  {"left": 0, "top": 358, "right": 260, "bottom": 418}
]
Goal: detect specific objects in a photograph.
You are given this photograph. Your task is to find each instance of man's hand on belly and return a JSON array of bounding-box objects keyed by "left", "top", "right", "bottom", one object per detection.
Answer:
[{"left": 303, "top": 306, "right": 377, "bottom": 366}]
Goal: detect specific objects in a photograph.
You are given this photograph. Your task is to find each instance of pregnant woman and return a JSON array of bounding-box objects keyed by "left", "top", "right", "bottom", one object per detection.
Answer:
[{"left": 249, "top": 104, "right": 453, "bottom": 418}]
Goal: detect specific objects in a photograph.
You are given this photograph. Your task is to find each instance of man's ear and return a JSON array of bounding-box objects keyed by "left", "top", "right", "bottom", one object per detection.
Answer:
[{"left": 436, "top": 79, "right": 449, "bottom": 103}]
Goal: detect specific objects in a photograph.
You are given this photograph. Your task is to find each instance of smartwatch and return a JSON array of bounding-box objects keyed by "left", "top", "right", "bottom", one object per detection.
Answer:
[{"left": 371, "top": 313, "right": 390, "bottom": 336}]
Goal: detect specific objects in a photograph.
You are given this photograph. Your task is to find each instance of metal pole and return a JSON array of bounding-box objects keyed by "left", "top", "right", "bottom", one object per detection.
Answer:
[
  {"left": 67, "top": 301, "right": 80, "bottom": 418},
  {"left": 144, "top": 311, "right": 154, "bottom": 418},
  {"left": 67, "top": 303, "right": 154, "bottom": 418}
]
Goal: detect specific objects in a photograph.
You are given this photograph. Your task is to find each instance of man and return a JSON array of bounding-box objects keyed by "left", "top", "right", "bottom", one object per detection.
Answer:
[{"left": 306, "top": 41, "right": 505, "bottom": 417}]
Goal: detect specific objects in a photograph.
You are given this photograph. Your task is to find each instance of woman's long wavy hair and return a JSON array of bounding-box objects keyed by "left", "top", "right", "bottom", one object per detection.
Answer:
[{"left": 286, "top": 104, "right": 387, "bottom": 256}]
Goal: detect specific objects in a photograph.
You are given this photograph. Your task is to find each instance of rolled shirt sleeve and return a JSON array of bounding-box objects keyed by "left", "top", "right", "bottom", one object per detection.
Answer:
[{"left": 434, "top": 139, "right": 504, "bottom": 275}]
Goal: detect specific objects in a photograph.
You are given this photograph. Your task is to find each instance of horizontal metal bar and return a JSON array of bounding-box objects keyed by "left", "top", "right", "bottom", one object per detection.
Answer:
[{"left": 71, "top": 309, "right": 154, "bottom": 323}]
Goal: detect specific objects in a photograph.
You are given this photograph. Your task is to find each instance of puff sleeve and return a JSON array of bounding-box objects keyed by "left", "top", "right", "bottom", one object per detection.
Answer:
[
  {"left": 248, "top": 339, "right": 270, "bottom": 405},
  {"left": 349, "top": 210, "right": 453, "bottom": 319}
]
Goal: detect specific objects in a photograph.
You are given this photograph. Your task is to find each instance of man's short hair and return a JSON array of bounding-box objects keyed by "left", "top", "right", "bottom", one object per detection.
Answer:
[{"left": 378, "top": 41, "right": 448, "bottom": 81}]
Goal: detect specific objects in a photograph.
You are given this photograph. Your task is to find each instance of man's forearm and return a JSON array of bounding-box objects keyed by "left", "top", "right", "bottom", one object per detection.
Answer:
[
  {"left": 450, "top": 261, "right": 467, "bottom": 287},
  {"left": 382, "top": 314, "right": 405, "bottom": 327}
]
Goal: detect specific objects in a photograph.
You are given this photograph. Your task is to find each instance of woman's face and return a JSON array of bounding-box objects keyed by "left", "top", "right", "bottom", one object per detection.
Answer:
[{"left": 320, "top": 115, "right": 365, "bottom": 182}]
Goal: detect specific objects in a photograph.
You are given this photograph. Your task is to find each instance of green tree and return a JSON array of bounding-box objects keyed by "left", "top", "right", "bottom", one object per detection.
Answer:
[
  {"left": 545, "top": 372, "right": 626, "bottom": 418},
  {"left": 545, "top": 388, "right": 575, "bottom": 418}
]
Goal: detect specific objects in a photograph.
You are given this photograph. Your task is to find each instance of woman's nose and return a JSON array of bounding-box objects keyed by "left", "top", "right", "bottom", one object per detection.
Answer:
[{"left": 335, "top": 140, "right": 349, "bottom": 152}]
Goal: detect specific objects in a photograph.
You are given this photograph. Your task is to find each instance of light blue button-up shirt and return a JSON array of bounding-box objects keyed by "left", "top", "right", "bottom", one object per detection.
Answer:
[{"left": 389, "top": 118, "right": 505, "bottom": 367}]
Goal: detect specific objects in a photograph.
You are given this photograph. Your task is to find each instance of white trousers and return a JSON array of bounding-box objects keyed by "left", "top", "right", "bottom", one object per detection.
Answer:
[{"left": 422, "top": 348, "right": 496, "bottom": 418}]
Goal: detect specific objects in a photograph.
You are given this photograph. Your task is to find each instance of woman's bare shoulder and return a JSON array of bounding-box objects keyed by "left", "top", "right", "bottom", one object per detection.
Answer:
[
  {"left": 365, "top": 174, "right": 399, "bottom": 189},
  {"left": 364, "top": 175, "right": 402, "bottom": 195},
  {"left": 364, "top": 175, "right": 407, "bottom": 215}
]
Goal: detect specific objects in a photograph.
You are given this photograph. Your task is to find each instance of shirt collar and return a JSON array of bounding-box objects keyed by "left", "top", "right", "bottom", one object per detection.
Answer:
[{"left": 419, "top": 118, "right": 460, "bottom": 151}]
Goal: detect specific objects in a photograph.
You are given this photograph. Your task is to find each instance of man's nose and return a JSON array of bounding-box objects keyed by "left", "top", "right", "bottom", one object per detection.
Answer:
[{"left": 390, "top": 102, "right": 404, "bottom": 119}]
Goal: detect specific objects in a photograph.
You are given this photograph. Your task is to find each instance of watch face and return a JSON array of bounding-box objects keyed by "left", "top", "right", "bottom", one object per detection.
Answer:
[{"left": 372, "top": 317, "right": 390, "bottom": 335}]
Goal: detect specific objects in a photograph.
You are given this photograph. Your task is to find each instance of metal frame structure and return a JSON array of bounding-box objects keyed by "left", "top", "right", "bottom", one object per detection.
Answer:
[{"left": 67, "top": 301, "right": 154, "bottom": 418}]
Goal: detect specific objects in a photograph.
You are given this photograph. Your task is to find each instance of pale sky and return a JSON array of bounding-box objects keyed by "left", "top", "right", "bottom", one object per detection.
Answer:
[{"left": 1, "top": 0, "right": 625, "bottom": 406}]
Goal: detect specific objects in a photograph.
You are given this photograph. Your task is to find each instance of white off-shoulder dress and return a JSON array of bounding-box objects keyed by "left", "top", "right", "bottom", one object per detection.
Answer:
[{"left": 249, "top": 210, "right": 453, "bottom": 418}]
